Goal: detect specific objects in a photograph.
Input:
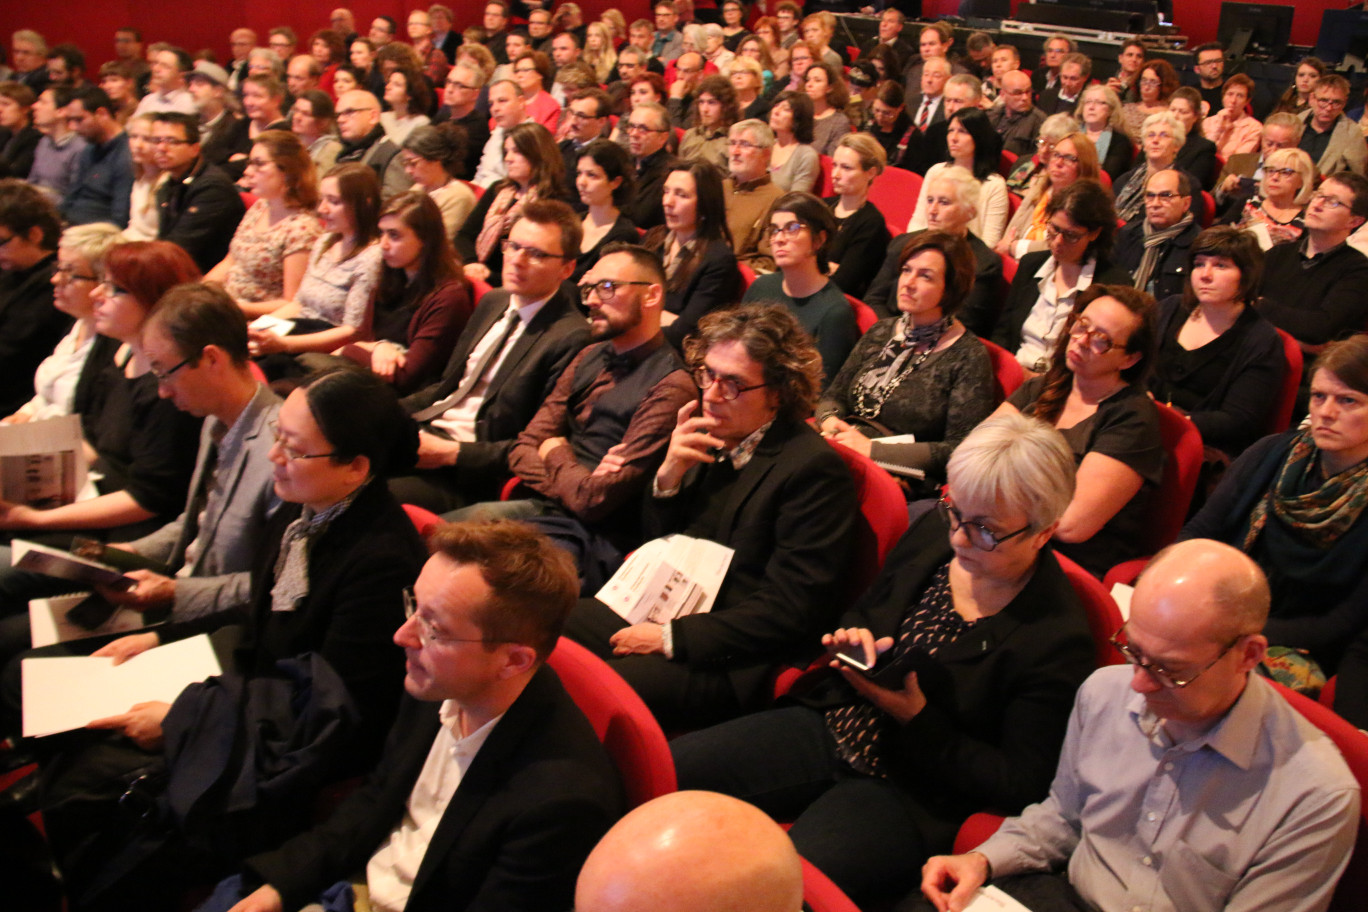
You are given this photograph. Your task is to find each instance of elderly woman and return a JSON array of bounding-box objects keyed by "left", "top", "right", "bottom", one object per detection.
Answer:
[
  {"left": 865, "top": 166, "right": 1005, "bottom": 337},
  {"left": 825, "top": 133, "right": 891, "bottom": 299},
  {"left": 1113, "top": 111, "right": 1186, "bottom": 223},
  {"left": 1121, "top": 58, "right": 1178, "bottom": 142},
  {"left": 1202, "top": 74, "right": 1262, "bottom": 159},
  {"left": 805, "top": 62, "right": 852, "bottom": 156},
  {"left": 993, "top": 180, "right": 1131, "bottom": 374},
  {"left": 291, "top": 90, "right": 343, "bottom": 175},
  {"left": 997, "top": 284, "right": 1163, "bottom": 577},
  {"left": 679, "top": 74, "right": 739, "bottom": 169},
  {"left": 910, "top": 108, "right": 1010, "bottom": 247},
  {"left": 1148, "top": 226, "right": 1285, "bottom": 460},
  {"left": 729, "top": 55, "right": 770, "bottom": 121},
  {"left": 818, "top": 231, "right": 995, "bottom": 490},
  {"left": 1077, "top": 84, "right": 1134, "bottom": 181},
  {"left": 400, "top": 123, "right": 477, "bottom": 239},
  {"left": 768, "top": 90, "right": 821, "bottom": 192},
  {"left": 997, "top": 132, "right": 1100, "bottom": 258},
  {"left": 701, "top": 23, "right": 735, "bottom": 75},
  {"left": 1222, "top": 147, "right": 1314, "bottom": 249},
  {"left": 743, "top": 190, "right": 858, "bottom": 383},
  {"left": 672, "top": 411, "right": 1094, "bottom": 908},
  {"left": 1167, "top": 87, "right": 1219, "bottom": 190},
  {"left": 1182, "top": 335, "right": 1368, "bottom": 729}
]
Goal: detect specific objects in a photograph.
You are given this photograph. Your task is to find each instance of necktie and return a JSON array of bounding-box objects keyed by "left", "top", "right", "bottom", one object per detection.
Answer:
[
  {"left": 917, "top": 98, "right": 930, "bottom": 129},
  {"left": 413, "top": 308, "right": 522, "bottom": 421}
]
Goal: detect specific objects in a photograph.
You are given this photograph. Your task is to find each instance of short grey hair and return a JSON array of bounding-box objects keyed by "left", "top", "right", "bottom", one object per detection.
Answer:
[
  {"left": 1263, "top": 112, "right": 1304, "bottom": 143},
  {"left": 946, "top": 411, "right": 1076, "bottom": 531},
  {"left": 945, "top": 73, "right": 982, "bottom": 101},
  {"left": 59, "top": 222, "right": 124, "bottom": 276},
  {"left": 1142, "top": 110, "right": 1185, "bottom": 149},
  {"left": 634, "top": 100, "right": 669, "bottom": 131},
  {"left": 730, "top": 118, "right": 774, "bottom": 148},
  {"left": 924, "top": 164, "right": 980, "bottom": 219},
  {"left": 1038, "top": 112, "right": 1081, "bottom": 145},
  {"left": 702, "top": 23, "right": 724, "bottom": 40}
]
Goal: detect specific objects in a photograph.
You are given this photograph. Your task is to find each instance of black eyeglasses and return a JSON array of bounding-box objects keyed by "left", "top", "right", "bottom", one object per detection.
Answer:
[
  {"left": 693, "top": 366, "right": 766, "bottom": 400},
  {"left": 1109, "top": 624, "right": 1245, "bottom": 689},
  {"left": 149, "top": 353, "right": 199, "bottom": 384},
  {"left": 580, "top": 280, "right": 652, "bottom": 303},
  {"left": 501, "top": 238, "right": 568, "bottom": 263},
  {"left": 268, "top": 420, "right": 337, "bottom": 462},
  {"left": 936, "top": 496, "right": 1031, "bottom": 551},
  {"left": 766, "top": 221, "right": 808, "bottom": 239},
  {"left": 402, "top": 587, "right": 510, "bottom": 647}
]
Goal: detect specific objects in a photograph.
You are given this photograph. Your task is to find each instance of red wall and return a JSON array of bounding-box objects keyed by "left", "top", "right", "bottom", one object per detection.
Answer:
[{"left": 8, "top": 1, "right": 1345, "bottom": 71}]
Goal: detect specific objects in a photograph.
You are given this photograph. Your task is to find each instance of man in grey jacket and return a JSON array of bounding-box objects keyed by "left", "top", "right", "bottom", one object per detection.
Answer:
[{"left": 1299, "top": 74, "right": 1368, "bottom": 178}]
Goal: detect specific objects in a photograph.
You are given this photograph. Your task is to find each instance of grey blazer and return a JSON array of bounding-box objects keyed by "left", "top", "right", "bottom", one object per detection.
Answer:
[
  {"left": 125, "top": 384, "right": 281, "bottom": 619},
  {"left": 1299, "top": 111, "right": 1368, "bottom": 177}
]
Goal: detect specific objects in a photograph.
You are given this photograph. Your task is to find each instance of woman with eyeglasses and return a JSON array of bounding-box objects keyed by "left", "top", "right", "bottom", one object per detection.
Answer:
[
  {"left": 735, "top": 36, "right": 776, "bottom": 96},
  {"left": 1121, "top": 59, "right": 1177, "bottom": 143},
  {"left": 380, "top": 64, "right": 433, "bottom": 145},
  {"left": 993, "top": 180, "right": 1130, "bottom": 376},
  {"left": 824, "top": 133, "right": 890, "bottom": 300},
  {"left": 206, "top": 131, "right": 324, "bottom": 318},
  {"left": 818, "top": 231, "right": 994, "bottom": 492},
  {"left": 1181, "top": 335, "right": 1368, "bottom": 727},
  {"left": 1220, "top": 147, "right": 1314, "bottom": 249},
  {"left": 767, "top": 91, "right": 820, "bottom": 193},
  {"left": 0, "top": 240, "right": 202, "bottom": 543},
  {"left": 511, "top": 49, "right": 561, "bottom": 134},
  {"left": 335, "top": 191, "right": 474, "bottom": 394},
  {"left": 574, "top": 139, "right": 639, "bottom": 284},
  {"left": 995, "top": 284, "right": 1163, "bottom": 578},
  {"left": 1113, "top": 111, "right": 1187, "bottom": 224},
  {"left": 643, "top": 159, "right": 741, "bottom": 349},
  {"left": 247, "top": 163, "right": 382, "bottom": 373},
  {"left": 290, "top": 90, "right": 343, "bottom": 176},
  {"left": 1148, "top": 226, "right": 1285, "bottom": 461},
  {"left": 679, "top": 75, "right": 739, "bottom": 171},
  {"left": 910, "top": 108, "right": 1010, "bottom": 247},
  {"left": 3, "top": 224, "right": 123, "bottom": 425},
  {"left": 743, "top": 190, "right": 857, "bottom": 383},
  {"left": 997, "top": 132, "right": 1100, "bottom": 259},
  {"left": 1005, "top": 113, "right": 1078, "bottom": 194},
  {"left": 720, "top": 0, "right": 751, "bottom": 52},
  {"left": 457, "top": 123, "right": 569, "bottom": 287},
  {"left": 672, "top": 411, "right": 1094, "bottom": 908},
  {"left": 400, "top": 124, "right": 477, "bottom": 240},
  {"left": 1076, "top": 84, "right": 1133, "bottom": 182}
]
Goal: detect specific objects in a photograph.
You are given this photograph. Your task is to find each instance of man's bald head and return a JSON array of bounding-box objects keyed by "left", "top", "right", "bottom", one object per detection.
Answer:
[
  {"left": 336, "top": 88, "right": 380, "bottom": 140},
  {"left": 1139, "top": 539, "right": 1270, "bottom": 645},
  {"left": 575, "top": 791, "right": 803, "bottom": 912}
]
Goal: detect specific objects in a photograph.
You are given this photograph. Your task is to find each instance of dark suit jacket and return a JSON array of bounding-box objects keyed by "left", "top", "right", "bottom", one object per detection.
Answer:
[
  {"left": 644, "top": 415, "right": 857, "bottom": 707},
  {"left": 1036, "top": 86, "right": 1082, "bottom": 118},
  {"left": 1174, "top": 133, "right": 1219, "bottom": 190},
  {"left": 898, "top": 118, "right": 948, "bottom": 176},
  {"left": 906, "top": 93, "right": 947, "bottom": 129},
  {"left": 1099, "top": 129, "right": 1135, "bottom": 182},
  {"left": 200, "top": 111, "right": 251, "bottom": 175},
  {"left": 865, "top": 231, "right": 1003, "bottom": 336},
  {"left": 1113, "top": 213, "right": 1202, "bottom": 302},
  {"left": 653, "top": 236, "right": 743, "bottom": 349},
  {"left": 244, "top": 667, "right": 624, "bottom": 912},
  {"left": 0, "top": 253, "right": 70, "bottom": 417},
  {"left": 155, "top": 156, "right": 246, "bottom": 272},
  {"left": 624, "top": 148, "right": 675, "bottom": 230},
  {"left": 804, "top": 510, "right": 1094, "bottom": 824},
  {"left": 990, "top": 250, "right": 1133, "bottom": 356},
  {"left": 403, "top": 287, "right": 591, "bottom": 483}
]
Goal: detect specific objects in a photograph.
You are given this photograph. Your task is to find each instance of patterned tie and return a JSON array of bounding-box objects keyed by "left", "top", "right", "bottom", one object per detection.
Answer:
[{"left": 917, "top": 98, "right": 930, "bottom": 129}]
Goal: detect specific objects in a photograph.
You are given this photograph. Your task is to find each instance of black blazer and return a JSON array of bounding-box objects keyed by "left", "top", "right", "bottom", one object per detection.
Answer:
[
  {"left": 806, "top": 511, "right": 1094, "bottom": 824},
  {"left": 155, "top": 157, "right": 247, "bottom": 272},
  {"left": 1113, "top": 213, "right": 1202, "bottom": 301},
  {"left": 402, "top": 287, "right": 591, "bottom": 482},
  {"left": 244, "top": 666, "right": 625, "bottom": 912},
  {"left": 864, "top": 231, "right": 1004, "bottom": 336},
  {"left": 1099, "top": 129, "right": 1135, "bottom": 182},
  {"left": 1174, "top": 133, "right": 1219, "bottom": 190},
  {"left": 990, "top": 250, "right": 1134, "bottom": 356},
  {"left": 649, "top": 235, "right": 743, "bottom": 350},
  {"left": 644, "top": 415, "right": 858, "bottom": 707}
]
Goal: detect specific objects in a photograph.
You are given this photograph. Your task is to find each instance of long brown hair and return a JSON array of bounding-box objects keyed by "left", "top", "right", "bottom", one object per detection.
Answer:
[{"left": 375, "top": 190, "right": 465, "bottom": 308}]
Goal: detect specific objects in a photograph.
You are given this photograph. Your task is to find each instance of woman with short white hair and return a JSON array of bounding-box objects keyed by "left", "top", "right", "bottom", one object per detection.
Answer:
[{"left": 1112, "top": 111, "right": 1185, "bottom": 223}]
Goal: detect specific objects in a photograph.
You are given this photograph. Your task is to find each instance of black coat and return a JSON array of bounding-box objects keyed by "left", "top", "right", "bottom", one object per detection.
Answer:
[
  {"left": 990, "top": 250, "right": 1133, "bottom": 356},
  {"left": 1112, "top": 213, "right": 1202, "bottom": 302},
  {"left": 865, "top": 231, "right": 1004, "bottom": 336},
  {"left": 155, "top": 157, "right": 246, "bottom": 272}
]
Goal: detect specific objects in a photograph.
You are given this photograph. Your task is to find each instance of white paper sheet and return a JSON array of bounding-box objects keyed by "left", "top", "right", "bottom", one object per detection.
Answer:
[
  {"left": 595, "top": 534, "right": 734, "bottom": 625},
  {"left": 0, "top": 414, "right": 87, "bottom": 507},
  {"left": 962, "top": 885, "right": 1036, "bottom": 912},
  {"left": 28, "top": 593, "right": 157, "bottom": 649},
  {"left": 22, "top": 634, "right": 221, "bottom": 737}
]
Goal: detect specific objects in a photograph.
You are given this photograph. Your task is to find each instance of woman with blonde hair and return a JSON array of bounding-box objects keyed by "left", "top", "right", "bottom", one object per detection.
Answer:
[
  {"left": 600, "top": 9, "right": 627, "bottom": 47},
  {"left": 123, "top": 113, "right": 163, "bottom": 241},
  {"left": 729, "top": 56, "right": 770, "bottom": 121},
  {"left": 1223, "top": 147, "right": 1315, "bottom": 249},
  {"left": 825, "top": 132, "right": 890, "bottom": 299},
  {"left": 998, "top": 132, "right": 1100, "bottom": 258},
  {"left": 584, "top": 22, "right": 618, "bottom": 85},
  {"left": 1076, "top": 84, "right": 1133, "bottom": 181},
  {"left": 207, "top": 130, "right": 323, "bottom": 316}
]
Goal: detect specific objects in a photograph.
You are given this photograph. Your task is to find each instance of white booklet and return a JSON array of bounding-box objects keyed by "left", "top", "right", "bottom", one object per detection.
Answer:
[
  {"left": 22, "top": 634, "right": 221, "bottom": 738},
  {"left": 595, "top": 534, "right": 734, "bottom": 625},
  {"left": 29, "top": 593, "right": 155, "bottom": 649},
  {"left": 962, "top": 886, "right": 1036, "bottom": 912},
  {"left": 250, "top": 314, "right": 296, "bottom": 336},
  {"left": 0, "top": 414, "right": 87, "bottom": 507}
]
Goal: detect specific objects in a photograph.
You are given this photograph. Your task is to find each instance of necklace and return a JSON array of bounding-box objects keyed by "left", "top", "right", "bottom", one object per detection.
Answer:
[{"left": 852, "top": 314, "right": 953, "bottom": 418}]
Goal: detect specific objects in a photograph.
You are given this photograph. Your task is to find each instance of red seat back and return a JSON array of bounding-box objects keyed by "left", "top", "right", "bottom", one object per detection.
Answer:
[
  {"left": 547, "top": 637, "right": 677, "bottom": 809},
  {"left": 825, "top": 438, "right": 910, "bottom": 600},
  {"left": 843, "top": 293, "right": 878, "bottom": 334},
  {"left": 738, "top": 260, "right": 758, "bottom": 289},
  {"left": 401, "top": 504, "right": 443, "bottom": 539},
  {"left": 817, "top": 154, "right": 835, "bottom": 196},
  {"left": 802, "top": 857, "right": 862, "bottom": 912},
  {"left": 1054, "top": 552, "right": 1126, "bottom": 669},
  {"left": 471, "top": 277, "right": 494, "bottom": 303},
  {"left": 868, "top": 166, "right": 922, "bottom": 236},
  {"left": 1270, "top": 328, "right": 1303, "bottom": 435},
  {"left": 979, "top": 337, "right": 1025, "bottom": 403},
  {"left": 1148, "top": 401, "right": 1204, "bottom": 555},
  {"left": 999, "top": 149, "right": 1018, "bottom": 178}
]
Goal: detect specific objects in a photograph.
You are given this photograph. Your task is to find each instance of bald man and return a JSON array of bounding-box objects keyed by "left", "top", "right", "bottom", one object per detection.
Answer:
[
  {"left": 987, "top": 69, "right": 1044, "bottom": 158},
  {"left": 333, "top": 88, "right": 411, "bottom": 198},
  {"left": 917, "top": 540, "right": 1359, "bottom": 912},
  {"left": 576, "top": 791, "right": 803, "bottom": 912}
]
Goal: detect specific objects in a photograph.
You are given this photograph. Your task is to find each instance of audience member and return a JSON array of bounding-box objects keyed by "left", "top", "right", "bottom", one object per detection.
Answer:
[
  {"left": 482, "top": 1, "right": 512, "bottom": 64},
  {"left": 767, "top": 90, "right": 819, "bottom": 192},
  {"left": 334, "top": 88, "right": 411, "bottom": 198},
  {"left": 1113, "top": 111, "right": 1187, "bottom": 223},
  {"left": 512, "top": 49, "right": 559, "bottom": 133},
  {"left": 10, "top": 30, "right": 50, "bottom": 95},
  {"left": 528, "top": 8, "right": 556, "bottom": 55},
  {"left": 368, "top": 15, "right": 397, "bottom": 50},
  {"left": 861, "top": 8, "right": 914, "bottom": 76},
  {"left": 984, "top": 43, "right": 1019, "bottom": 104},
  {"left": 428, "top": 4, "right": 458, "bottom": 61},
  {"left": 1148, "top": 226, "right": 1285, "bottom": 460},
  {"left": 910, "top": 108, "right": 1009, "bottom": 247},
  {"left": 987, "top": 70, "right": 1044, "bottom": 158},
  {"left": 1030, "top": 34, "right": 1073, "bottom": 98},
  {"left": 573, "top": 139, "right": 640, "bottom": 282},
  {"left": 1213, "top": 112, "right": 1302, "bottom": 209},
  {"left": 1202, "top": 74, "right": 1261, "bottom": 158},
  {"left": 205, "top": 130, "right": 322, "bottom": 316},
  {"left": 623, "top": 100, "right": 675, "bottom": 229},
  {"left": 1114, "top": 168, "right": 1201, "bottom": 300},
  {"left": 996, "top": 284, "right": 1162, "bottom": 577},
  {"left": 437, "top": 63, "right": 489, "bottom": 180},
  {"left": 0, "top": 181, "right": 69, "bottom": 417},
  {"left": 391, "top": 198, "right": 591, "bottom": 511},
  {"left": 306, "top": 29, "right": 345, "bottom": 97},
  {"left": 723, "top": 118, "right": 781, "bottom": 268},
  {"left": 566, "top": 303, "right": 856, "bottom": 728},
  {"left": 472, "top": 79, "right": 530, "bottom": 189},
  {"left": 1188, "top": 41, "right": 1228, "bottom": 113},
  {"left": 284, "top": 54, "right": 321, "bottom": 105},
  {"left": 804, "top": 62, "right": 851, "bottom": 157},
  {"left": 405, "top": 10, "right": 449, "bottom": 88},
  {"left": 336, "top": 191, "right": 473, "bottom": 394},
  {"left": 123, "top": 113, "right": 161, "bottom": 240},
  {"left": 1167, "top": 86, "right": 1219, "bottom": 189},
  {"left": 1274, "top": 57, "right": 1324, "bottom": 117},
  {"left": 1298, "top": 74, "right": 1367, "bottom": 176},
  {"left": 1121, "top": 58, "right": 1177, "bottom": 142},
  {"left": 225, "top": 28, "right": 255, "bottom": 92},
  {"left": 241, "top": 73, "right": 290, "bottom": 145},
  {"left": 26, "top": 85, "right": 86, "bottom": 200},
  {"left": 993, "top": 180, "right": 1128, "bottom": 372},
  {"left": 743, "top": 190, "right": 856, "bottom": 382},
  {"left": 290, "top": 89, "right": 342, "bottom": 175},
  {"left": 1223, "top": 146, "right": 1314, "bottom": 249},
  {"left": 1037, "top": 53, "right": 1089, "bottom": 117},
  {"left": 0, "top": 82, "right": 40, "bottom": 178},
  {"left": 267, "top": 27, "right": 297, "bottom": 62},
  {"left": 559, "top": 88, "right": 611, "bottom": 196},
  {"left": 918, "top": 539, "right": 1358, "bottom": 912},
  {"left": 668, "top": 51, "right": 707, "bottom": 126},
  {"left": 1004, "top": 113, "right": 1076, "bottom": 193},
  {"left": 348, "top": 37, "right": 385, "bottom": 98},
  {"left": 133, "top": 45, "right": 197, "bottom": 116},
  {"left": 113, "top": 26, "right": 151, "bottom": 91},
  {"left": 903, "top": 21, "right": 965, "bottom": 96},
  {"left": 824, "top": 132, "right": 889, "bottom": 299},
  {"left": 151, "top": 111, "right": 246, "bottom": 272},
  {"left": 380, "top": 64, "right": 432, "bottom": 145},
  {"left": 187, "top": 62, "right": 249, "bottom": 173},
  {"left": 818, "top": 231, "right": 995, "bottom": 489},
  {"left": 97, "top": 59, "right": 141, "bottom": 124},
  {"left": 898, "top": 72, "right": 982, "bottom": 176},
  {"left": 866, "top": 81, "right": 911, "bottom": 168},
  {"left": 399, "top": 124, "right": 476, "bottom": 240},
  {"left": 1106, "top": 38, "right": 1146, "bottom": 103},
  {"left": 865, "top": 166, "right": 1004, "bottom": 335},
  {"left": 1076, "top": 84, "right": 1134, "bottom": 181},
  {"left": 907, "top": 58, "right": 952, "bottom": 138},
  {"left": 998, "top": 132, "right": 1099, "bottom": 258}
]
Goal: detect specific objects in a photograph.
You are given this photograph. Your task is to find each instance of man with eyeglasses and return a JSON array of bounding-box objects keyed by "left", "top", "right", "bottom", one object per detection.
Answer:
[
  {"left": 1030, "top": 35, "right": 1074, "bottom": 99},
  {"left": 1260, "top": 172, "right": 1368, "bottom": 391},
  {"left": 559, "top": 88, "right": 612, "bottom": 199},
  {"left": 150, "top": 111, "right": 246, "bottom": 272},
  {"left": 1214, "top": 112, "right": 1304, "bottom": 209},
  {"left": 334, "top": 88, "right": 412, "bottom": 199},
  {"left": 622, "top": 101, "right": 676, "bottom": 230},
  {"left": 433, "top": 63, "right": 489, "bottom": 180},
  {"left": 1187, "top": 42, "right": 1226, "bottom": 116},
  {"left": 564, "top": 303, "right": 857, "bottom": 729},
  {"left": 59, "top": 87, "right": 132, "bottom": 227},
  {"left": 1114, "top": 168, "right": 1201, "bottom": 301},
  {"left": 652, "top": 1, "right": 685, "bottom": 65},
  {"left": 1297, "top": 74, "right": 1368, "bottom": 178},
  {"left": 483, "top": 0, "right": 513, "bottom": 65},
  {"left": 392, "top": 199, "right": 591, "bottom": 513},
  {"left": 528, "top": 8, "right": 556, "bottom": 55},
  {"left": 0, "top": 180, "right": 67, "bottom": 417},
  {"left": 987, "top": 70, "right": 1045, "bottom": 159},
  {"left": 668, "top": 51, "right": 706, "bottom": 124},
  {"left": 450, "top": 245, "right": 693, "bottom": 589},
  {"left": 723, "top": 119, "right": 782, "bottom": 268},
  {"left": 921, "top": 539, "right": 1358, "bottom": 912},
  {"left": 206, "top": 520, "right": 621, "bottom": 912},
  {"left": 472, "top": 79, "right": 531, "bottom": 189}
]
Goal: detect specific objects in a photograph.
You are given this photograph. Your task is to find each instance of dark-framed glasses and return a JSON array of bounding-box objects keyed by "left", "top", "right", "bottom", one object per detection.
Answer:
[
  {"left": 268, "top": 420, "right": 337, "bottom": 461},
  {"left": 1109, "top": 624, "right": 1245, "bottom": 689},
  {"left": 692, "top": 365, "right": 766, "bottom": 400},
  {"left": 580, "top": 279, "right": 652, "bottom": 303},
  {"left": 936, "top": 496, "right": 1031, "bottom": 551}
]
